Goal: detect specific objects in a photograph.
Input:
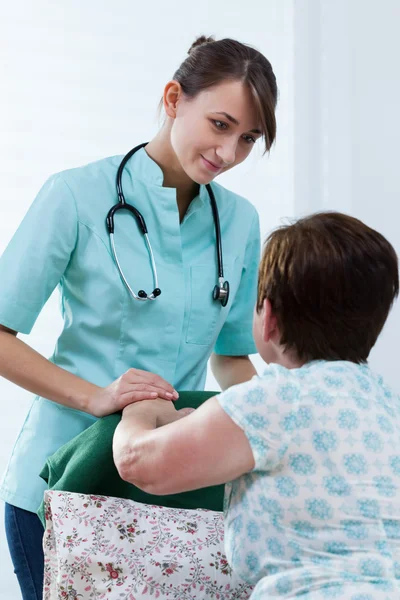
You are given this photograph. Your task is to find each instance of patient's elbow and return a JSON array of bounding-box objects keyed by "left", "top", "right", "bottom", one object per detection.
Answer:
[
  {"left": 113, "top": 440, "right": 162, "bottom": 494},
  {"left": 115, "top": 453, "right": 135, "bottom": 484},
  {"left": 113, "top": 438, "right": 140, "bottom": 483}
]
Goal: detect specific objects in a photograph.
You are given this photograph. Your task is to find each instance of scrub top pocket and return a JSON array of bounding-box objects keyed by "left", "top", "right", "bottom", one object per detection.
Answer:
[{"left": 186, "top": 262, "right": 233, "bottom": 346}]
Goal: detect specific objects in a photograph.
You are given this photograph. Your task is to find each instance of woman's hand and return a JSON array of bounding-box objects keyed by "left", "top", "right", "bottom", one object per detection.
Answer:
[{"left": 87, "top": 369, "right": 179, "bottom": 418}]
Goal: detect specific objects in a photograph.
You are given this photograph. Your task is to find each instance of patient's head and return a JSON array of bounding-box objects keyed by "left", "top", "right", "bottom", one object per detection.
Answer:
[{"left": 253, "top": 212, "right": 399, "bottom": 366}]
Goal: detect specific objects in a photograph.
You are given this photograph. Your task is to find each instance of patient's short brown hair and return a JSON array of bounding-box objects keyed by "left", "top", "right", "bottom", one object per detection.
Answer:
[{"left": 257, "top": 212, "right": 399, "bottom": 363}]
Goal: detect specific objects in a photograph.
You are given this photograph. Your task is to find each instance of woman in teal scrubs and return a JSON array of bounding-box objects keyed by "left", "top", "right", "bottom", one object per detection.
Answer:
[{"left": 0, "top": 35, "right": 277, "bottom": 599}]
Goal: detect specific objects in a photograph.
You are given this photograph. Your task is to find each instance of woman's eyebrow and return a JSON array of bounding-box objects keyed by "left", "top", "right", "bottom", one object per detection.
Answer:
[{"left": 214, "top": 111, "right": 240, "bottom": 125}]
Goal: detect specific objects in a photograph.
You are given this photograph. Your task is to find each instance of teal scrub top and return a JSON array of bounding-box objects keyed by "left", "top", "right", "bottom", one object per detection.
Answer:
[{"left": 0, "top": 148, "right": 260, "bottom": 512}]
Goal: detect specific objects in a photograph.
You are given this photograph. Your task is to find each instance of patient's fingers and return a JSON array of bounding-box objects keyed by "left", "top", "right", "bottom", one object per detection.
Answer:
[
  {"left": 178, "top": 408, "right": 195, "bottom": 417},
  {"left": 154, "top": 405, "right": 196, "bottom": 427}
]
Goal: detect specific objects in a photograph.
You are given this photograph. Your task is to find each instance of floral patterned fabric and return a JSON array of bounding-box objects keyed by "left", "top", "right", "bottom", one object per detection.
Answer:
[{"left": 43, "top": 490, "right": 254, "bottom": 600}]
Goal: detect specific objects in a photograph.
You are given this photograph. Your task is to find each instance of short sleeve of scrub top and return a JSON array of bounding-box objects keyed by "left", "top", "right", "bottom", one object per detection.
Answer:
[{"left": 0, "top": 175, "right": 78, "bottom": 333}]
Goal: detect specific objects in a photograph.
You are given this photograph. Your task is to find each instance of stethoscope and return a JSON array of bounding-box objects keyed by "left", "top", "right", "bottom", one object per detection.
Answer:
[{"left": 106, "top": 142, "right": 230, "bottom": 307}]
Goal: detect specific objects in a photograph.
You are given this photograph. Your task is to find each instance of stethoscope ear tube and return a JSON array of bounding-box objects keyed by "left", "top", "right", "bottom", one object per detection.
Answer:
[
  {"left": 206, "top": 183, "right": 224, "bottom": 280},
  {"left": 115, "top": 142, "right": 148, "bottom": 205}
]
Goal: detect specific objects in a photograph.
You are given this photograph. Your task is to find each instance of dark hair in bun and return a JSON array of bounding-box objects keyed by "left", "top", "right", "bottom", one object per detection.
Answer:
[
  {"left": 187, "top": 35, "right": 215, "bottom": 55},
  {"left": 172, "top": 35, "right": 278, "bottom": 152}
]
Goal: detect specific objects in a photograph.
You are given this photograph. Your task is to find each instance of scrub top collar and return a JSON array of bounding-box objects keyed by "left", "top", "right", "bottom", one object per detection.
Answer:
[{"left": 126, "top": 147, "right": 206, "bottom": 218}]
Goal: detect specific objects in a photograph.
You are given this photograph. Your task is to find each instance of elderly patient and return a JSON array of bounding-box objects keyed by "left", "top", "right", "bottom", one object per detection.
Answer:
[{"left": 113, "top": 212, "right": 400, "bottom": 599}]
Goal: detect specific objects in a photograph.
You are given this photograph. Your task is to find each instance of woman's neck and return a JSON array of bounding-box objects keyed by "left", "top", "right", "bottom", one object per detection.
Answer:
[{"left": 145, "top": 127, "right": 199, "bottom": 222}]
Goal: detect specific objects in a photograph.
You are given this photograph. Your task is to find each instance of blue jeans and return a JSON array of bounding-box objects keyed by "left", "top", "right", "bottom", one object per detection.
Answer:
[{"left": 4, "top": 503, "right": 44, "bottom": 600}]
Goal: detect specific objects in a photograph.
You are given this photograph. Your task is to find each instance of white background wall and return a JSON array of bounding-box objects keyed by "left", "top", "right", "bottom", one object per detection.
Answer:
[
  {"left": 293, "top": 0, "right": 400, "bottom": 384},
  {"left": 1, "top": 1, "right": 399, "bottom": 597}
]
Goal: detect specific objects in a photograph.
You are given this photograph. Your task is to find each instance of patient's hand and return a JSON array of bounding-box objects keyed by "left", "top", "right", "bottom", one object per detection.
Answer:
[
  {"left": 121, "top": 399, "right": 194, "bottom": 428},
  {"left": 157, "top": 402, "right": 195, "bottom": 427}
]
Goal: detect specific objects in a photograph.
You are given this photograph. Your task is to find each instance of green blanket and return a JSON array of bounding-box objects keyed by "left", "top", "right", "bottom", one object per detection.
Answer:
[{"left": 38, "top": 391, "right": 223, "bottom": 526}]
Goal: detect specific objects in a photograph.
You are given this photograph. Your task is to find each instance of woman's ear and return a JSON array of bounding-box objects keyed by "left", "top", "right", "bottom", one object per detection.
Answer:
[
  {"left": 163, "top": 80, "right": 182, "bottom": 118},
  {"left": 262, "top": 298, "right": 278, "bottom": 343}
]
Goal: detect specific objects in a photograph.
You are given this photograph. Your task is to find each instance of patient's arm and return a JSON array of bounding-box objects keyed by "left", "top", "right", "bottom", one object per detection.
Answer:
[{"left": 113, "top": 397, "right": 254, "bottom": 495}]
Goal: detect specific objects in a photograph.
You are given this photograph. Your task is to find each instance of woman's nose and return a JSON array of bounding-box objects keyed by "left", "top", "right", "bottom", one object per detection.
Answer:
[{"left": 216, "top": 140, "right": 237, "bottom": 166}]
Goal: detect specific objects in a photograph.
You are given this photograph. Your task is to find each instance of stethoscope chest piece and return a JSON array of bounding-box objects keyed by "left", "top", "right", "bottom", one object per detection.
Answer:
[{"left": 213, "top": 279, "right": 230, "bottom": 307}]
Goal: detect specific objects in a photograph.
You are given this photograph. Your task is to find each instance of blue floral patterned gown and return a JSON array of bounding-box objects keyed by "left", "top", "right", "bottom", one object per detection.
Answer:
[{"left": 217, "top": 360, "right": 400, "bottom": 599}]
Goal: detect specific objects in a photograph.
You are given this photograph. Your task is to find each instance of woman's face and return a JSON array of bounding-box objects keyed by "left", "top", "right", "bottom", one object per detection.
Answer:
[{"left": 169, "top": 80, "right": 262, "bottom": 184}]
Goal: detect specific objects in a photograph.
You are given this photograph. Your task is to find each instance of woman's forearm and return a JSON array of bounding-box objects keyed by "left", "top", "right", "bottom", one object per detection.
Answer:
[
  {"left": 0, "top": 325, "right": 100, "bottom": 412},
  {"left": 210, "top": 353, "right": 257, "bottom": 391}
]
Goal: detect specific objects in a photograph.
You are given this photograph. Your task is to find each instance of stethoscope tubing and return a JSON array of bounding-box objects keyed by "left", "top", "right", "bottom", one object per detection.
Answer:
[{"left": 107, "top": 142, "right": 229, "bottom": 305}]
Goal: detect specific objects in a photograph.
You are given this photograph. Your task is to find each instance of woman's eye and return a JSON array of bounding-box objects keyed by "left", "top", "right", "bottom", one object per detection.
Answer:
[
  {"left": 243, "top": 134, "right": 256, "bottom": 144},
  {"left": 212, "top": 120, "right": 228, "bottom": 130}
]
